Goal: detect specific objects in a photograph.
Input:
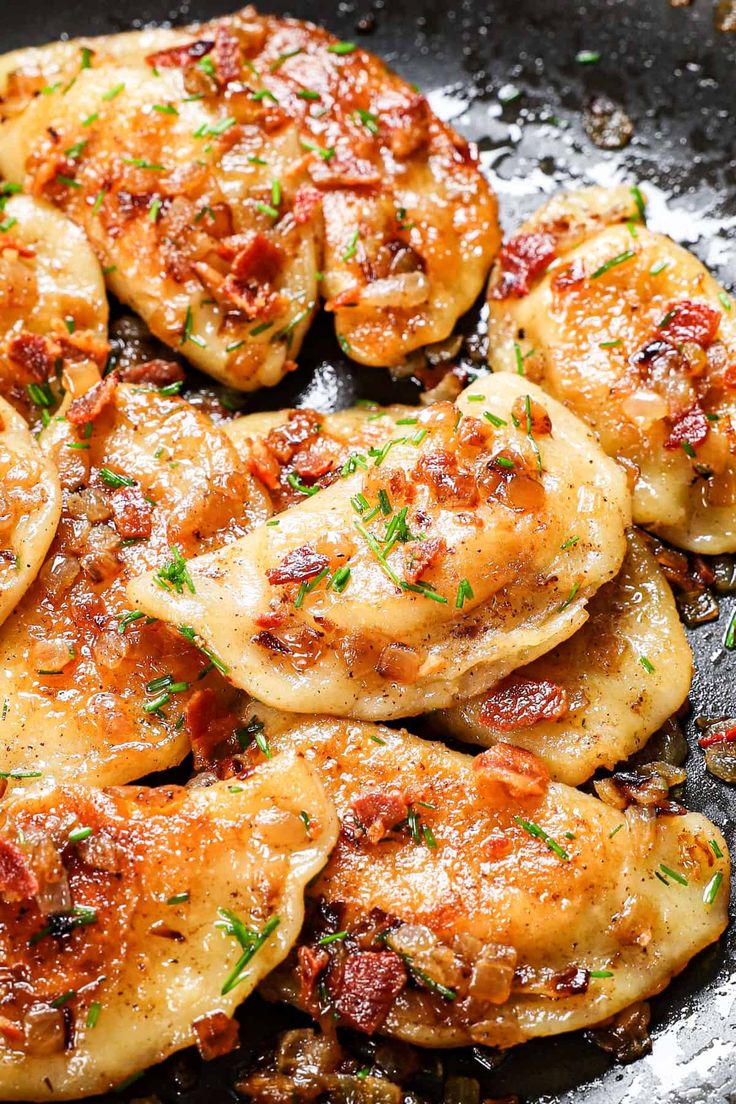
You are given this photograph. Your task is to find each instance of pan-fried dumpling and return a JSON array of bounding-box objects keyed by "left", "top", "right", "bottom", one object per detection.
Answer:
[
  {"left": 0, "top": 397, "right": 61, "bottom": 627},
  {"left": 0, "top": 31, "right": 319, "bottom": 392},
  {"left": 486, "top": 185, "right": 736, "bottom": 552},
  {"left": 0, "top": 756, "right": 337, "bottom": 1100},
  {"left": 0, "top": 7, "right": 498, "bottom": 383},
  {"left": 437, "top": 529, "right": 692, "bottom": 785},
  {"left": 0, "top": 194, "right": 108, "bottom": 412},
  {"left": 0, "top": 380, "right": 269, "bottom": 786},
  {"left": 126, "top": 374, "right": 630, "bottom": 720},
  {"left": 241, "top": 709, "right": 730, "bottom": 1049}
]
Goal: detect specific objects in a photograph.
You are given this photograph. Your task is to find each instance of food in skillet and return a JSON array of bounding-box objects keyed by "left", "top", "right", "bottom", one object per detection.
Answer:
[
  {"left": 0, "top": 193, "right": 108, "bottom": 415},
  {"left": 127, "top": 374, "right": 631, "bottom": 720},
  {"left": 0, "top": 6, "right": 499, "bottom": 388},
  {"left": 486, "top": 185, "right": 736, "bottom": 552},
  {"left": 0, "top": 378, "right": 269, "bottom": 786},
  {"left": 229, "top": 709, "right": 730, "bottom": 1049},
  {"left": 0, "top": 397, "right": 61, "bottom": 628},
  {"left": 438, "top": 529, "right": 693, "bottom": 785},
  {"left": 0, "top": 756, "right": 337, "bottom": 1099}
]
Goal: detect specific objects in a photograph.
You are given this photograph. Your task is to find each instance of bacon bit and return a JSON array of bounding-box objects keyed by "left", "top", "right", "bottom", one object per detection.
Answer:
[
  {"left": 0, "top": 236, "right": 35, "bottom": 259},
  {"left": 333, "top": 951, "right": 407, "bottom": 1033},
  {"left": 7, "top": 332, "right": 55, "bottom": 382},
  {"left": 117, "top": 359, "right": 185, "bottom": 386},
  {"left": 659, "top": 300, "right": 721, "bottom": 348},
  {"left": 551, "top": 966, "right": 589, "bottom": 997},
  {"left": 293, "top": 186, "right": 323, "bottom": 225},
  {"left": 480, "top": 676, "right": 569, "bottom": 731},
  {"left": 0, "top": 837, "right": 39, "bottom": 901},
  {"left": 267, "top": 544, "right": 329, "bottom": 586},
  {"left": 219, "top": 275, "right": 284, "bottom": 320},
  {"left": 551, "top": 259, "right": 585, "bottom": 291},
  {"left": 698, "top": 724, "right": 736, "bottom": 749},
  {"left": 474, "top": 743, "right": 550, "bottom": 805},
  {"left": 254, "top": 607, "right": 288, "bottom": 630},
  {"left": 293, "top": 442, "right": 335, "bottom": 482},
  {"left": 413, "top": 450, "right": 478, "bottom": 508},
  {"left": 664, "top": 404, "right": 710, "bottom": 451},
  {"left": 184, "top": 688, "right": 241, "bottom": 768},
  {"left": 483, "top": 831, "right": 514, "bottom": 861},
  {"left": 363, "top": 467, "right": 415, "bottom": 505},
  {"left": 724, "top": 363, "right": 736, "bottom": 389},
  {"left": 246, "top": 439, "right": 281, "bottom": 491},
  {"left": 347, "top": 791, "right": 409, "bottom": 844},
  {"left": 297, "top": 944, "right": 329, "bottom": 1012},
  {"left": 489, "top": 232, "right": 557, "bottom": 300},
  {"left": 58, "top": 330, "right": 109, "bottom": 367},
  {"left": 109, "top": 486, "right": 153, "bottom": 540},
  {"left": 224, "top": 232, "right": 282, "bottom": 283},
  {"left": 310, "top": 155, "right": 382, "bottom": 189},
  {"left": 456, "top": 416, "right": 493, "bottom": 451},
  {"left": 511, "top": 396, "right": 552, "bottom": 435},
  {"left": 192, "top": 1011, "right": 240, "bottom": 1061},
  {"left": 324, "top": 286, "right": 362, "bottom": 310},
  {"left": 212, "top": 26, "right": 242, "bottom": 85},
  {"left": 403, "top": 536, "right": 446, "bottom": 585},
  {"left": 0, "top": 1016, "right": 24, "bottom": 1045},
  {"left": 383, "top": 94, "right": 432, "bottom": 159},
  {"left": 251, "top": 629, "right": 292, "bottom": 655},
  {"left": 67, "top": 373, "right": 117, "bottom": 426},
  {"left": 266, "top": 409, "right": 321, "bottom": 463},
  {"left": 145, "top": 39, "right": 214, "bottom": 69}
]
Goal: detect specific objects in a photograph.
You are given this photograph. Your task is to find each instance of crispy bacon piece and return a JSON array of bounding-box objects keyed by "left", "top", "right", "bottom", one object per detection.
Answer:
[
  {"left": 184, "top": 688, "right": 241, "bottom": 768},
  {"left": 265, "top": 410, "right": 321, "bottom": 463},
  {"left": 212, "top": 26, "right": 242, "bottom": 86},
  {"left": 192, "top": 1011, "right": 240, "bottom": 1061},
  {"left": 333, "top": 950, "right": 407, "bottom": 1033},
  {"left": 552, "top": 966, "right": 590, "bottom": 997},
  {"left": 293, "top": 442, "right": 335, "bottom": 482},
  {"left": 224, "top": 232, "right": 282, "bottom": 283},
  {"left": 403, "top": 536, "right": 446, "bottom": 585},
  {"left": 293, "top": 186, "right": 323, "bottom": 225},
  {"left": 0, "top": 837, "right": 39, "bottom": 901},
  {"left": 474, "top": 743, "right": 550, "bottom": 805},
  {"left": 251, "top": 629, "right": 291, "bottom": 655},
  {"left": 297, "top": 944, "right": 329, "bottom": 1011},
  {"left": 7, "top": 332, "right": 55, "bottom": 381},
  {"left": 480, "top": 677, "right": 568, "bottom": 731},
  {"left": 347, "top": 791, "right": 409, "bottom": 844},
  {"left": 67, "top": 373, "right": 117, "bottom": 426},
  {"left": 659, "top": 300, "right": 721, "bottom": 348},
  {"left": 117, "top": 359, "right": 185, "bottom": 386},
  {"left": 489, "top": 232, "right": 557, "bottom": 300},
  {"left": 267, "top": 545, "right": 329, "bottom": 586},
  {"left": 145, "top": 39, "right": 214, "bottom": 69},
  {"left": 413, "top": 450, "right": 478, "bottom": 508},
  {"left": 110, "top": 486, "right": 153, "bottom": 540},
  {"left": 246, "top": 439, "right": 281, "bottom": 491},
  {"left": 664, "top": 404, "right": 710, "bottom": 451},
  {"left": 383, "top": 94, "right": 432, "bottom": 159}
]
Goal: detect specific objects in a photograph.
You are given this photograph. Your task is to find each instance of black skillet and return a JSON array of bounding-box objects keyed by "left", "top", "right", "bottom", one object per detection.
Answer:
[{"left": 2, "top": 0, "right": 735, "bottom": 1101}]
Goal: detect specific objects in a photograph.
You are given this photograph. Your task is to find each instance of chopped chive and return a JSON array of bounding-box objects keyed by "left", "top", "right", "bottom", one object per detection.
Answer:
[
  {"left": 149, "top": 196, "right": 162, "bottom": 222},
  {"left": 56, "top": 175, "right": 81, "bottom": 189},
  {"left": 342, "top": 229, "right": 360, "bottom": 262},
  {"left": 328, "top": 41, "right": 357, "bottom": 55},
  {"left": 589, "top": 969, "right": 614, "bottom": 978},
  {"left": 250, "top": 88, "right": 278, "bottom": 103},
  {"left": 297, "top": 88, "right": 321, "bottom": 101},
  {"left": 561, "top": 535, "right": 580, "bottom": 550},
  {"left": 513, "top": 815, "right": 570, "bottom": 861},
  {"left": 286, "top": 472, "right": 320, "bottom": 497},
  {"left": 99, "top": 467, "right": 135, "bottom": 490},
  {"left": 166, "top": 891, "right": 190, "bottom": 906},
  {"left": 255, "top": 201, "right": 279, "bottom": 219},
  {"left": 658, "top": 307, "right": 677, "bottom": 329},
  {"left": 590, "top": 250, "right": 636, "bottom": 280},
  {"left": 631, "top": 184, "right": 646, "bottom": 223},
  {"left": 724, "top": 611, "right": 736, "bottom": 650},
  {"left": 216, "top": 910, "right": 280, "bottom": 994},
  {"left": 68, "top": 826, "right": 93, "bottom": 842},
  {"left": 576, "top": 49, "right": 600, "bottom": 64},
  {"left": 355, "top": 107, "right": 379, "bottom": 134},
  {"left": 102, "top": 82, "right": 125, "bottom": 101},
  {"left": 269, "top": 47, "right": 303, "bottom": 71},
  {"left": 300, "top": 138, "right": 335, "bottom": 161},
  {"left": 609, "top": 822, "right": 624, "bottom": 839},
  {"left": 710, "top": 838, "right": 723, "bottom": 859},
  {"left": 559, "top": 581, "right": 580, "bottom": 611},
  {"left": 154, "top": 546, "right": 195, "bottom": 595},
  {"left": 51, "top": 989, "right": 76, "bottom": 1009},
  {"left": 650, "top": 259, "right": 669, "bottom": 276},
  {"left": 86, "top": 1001, "right": 101, "bottom": 1028},
  {"left": 455, "top": 578, "right": 474, "bottom": 609},
  {"left": 718, "top": 290, "right": 732, "bottom": 312},
  {"left": 639, "top": 655, "right": 655, "bottom": 673},
  {"left": 270, "top": 178, "right": 281, "bottom": 207},
  {"left": 703, "top": 871, "right": 723, "bottom": 906},
  {"left": 659, "top": 863, "right": 688, "bottom": 886},
  {"left": 152, "top": 103, "right": 178, "bottom": 115},
  {"left": 514, "top": 341, "right": 525, "bottom": 375},
  {"left": 681, "top": 440, "right": 696, "bottom": 459},
  {"left": 600, "top": 338, "right": 623, "bottom": 348},
  {"left": 122, "top": 156, "right": 164, "bottom": 171},
  {"left": 318, "top": 930, "right": 348, "bottom": 945},
  {"left": 484, "top": 411, "right": 507, "bottom": 428}
]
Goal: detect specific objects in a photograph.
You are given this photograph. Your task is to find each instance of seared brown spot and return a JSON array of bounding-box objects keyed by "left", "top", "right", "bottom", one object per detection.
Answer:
[{"left": 480, "top": 676, "right": 568, "bottom": 731}]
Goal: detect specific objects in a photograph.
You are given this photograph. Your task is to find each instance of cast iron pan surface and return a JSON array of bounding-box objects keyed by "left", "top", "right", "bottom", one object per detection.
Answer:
[{"left": 2, "top": 1, "right": 736, "bottom": 1101}]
